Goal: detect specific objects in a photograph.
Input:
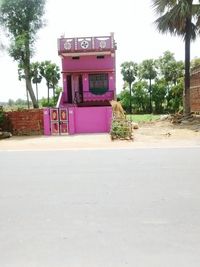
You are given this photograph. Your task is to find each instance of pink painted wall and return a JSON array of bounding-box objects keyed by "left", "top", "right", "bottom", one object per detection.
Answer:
[
  {"left": 43, "top": 108, "right": 51, "bottom": 135},
  {"left": 68, "top": 106, "right": 112, "bottom": 134},
  {"left": 62, "top": 55, "right": 115, "bottom": 72},
  {"left": 43, "top": 107, "right": 112, "bottom": 135}
]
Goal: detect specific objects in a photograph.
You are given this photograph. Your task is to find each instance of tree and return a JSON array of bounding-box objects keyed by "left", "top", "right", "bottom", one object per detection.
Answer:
[
  {"left": 132, "top": 80, "right": 149, "bottom": 113},
  {"left": 121, "top": 62, "right": 138, "bottom": 114},
  {"left": 152, "top": 79, "right": 167, "bottom": 113},
  {"left": 40, "top": 86, "right": 62, "bottom": 107},
  {"left": 139, "top": 59, "right": 157, "bottom": 113},
  {"left": 18, "top": 64, "right": 30, "bottom": 108},
  {"left": 157, "top": 51, "right": 184, "bottom": 110},
  {"left": 0, "top": 0, "right": 46, "bottom": 108},
  {"left": 39, "top": 61, "right": 60, "bottom": 105},
  {"left": 153, "top": 0, "right": 200, "bottom": 116},
  {"left": 30, "top": 62, "right": 42, "bottom": 105}
]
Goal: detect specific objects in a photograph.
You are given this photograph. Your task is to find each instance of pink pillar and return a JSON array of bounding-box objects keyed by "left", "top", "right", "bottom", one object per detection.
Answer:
[
  {"left": 68, "top": 107, "right": 75, "bottom": 134},
  {"left": 43, "top": 108, "right": 51, "bottom": 135}
]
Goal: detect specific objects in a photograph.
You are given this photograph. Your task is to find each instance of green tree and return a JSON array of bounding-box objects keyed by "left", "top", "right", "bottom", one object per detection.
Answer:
[
  {"left": 121, "top": 61, "right": 138, "bottom": 114},
  {"left": 152, "top": 79, "right": 167, "bottom": 113},
  {"left": 168, "top": 78, "right": 184, "bottom": 112},
  {"left": 157, "top": 51, "right": 184, "bottom": 84},
  {"left": 40, "top": 86, "right": 62, "bottom": 107},
  {"left": 39, "top": 61, "right": 60, "bottom": 105},
  {"left": 132, "top": 80, "right": 149, "bottom": 113},
  {"left": 0, "top": 0, "right": 46, "bottom": 108},
  {"left": 153, "top": 0, "right": 200, "bottom": 116},
  {"left": 30, "top": 62, "right": 42, "bottom": 105},
  {"left": 118, "top": 89, "right": 131, "bottom": 113},
  {"left": 157, "top": 51, "right": 184, "bottom": 110},
  {"left": 18, "top": 65, "right": 30, "bottom": 108},
  {"left": 139, "top": 59, "right": 157, "bottom": 113}
]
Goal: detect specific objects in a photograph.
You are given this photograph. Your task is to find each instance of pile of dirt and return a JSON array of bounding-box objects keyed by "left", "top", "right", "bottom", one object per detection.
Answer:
[{"left": 170, "top": 114, "right": 200, "bottom": 132}]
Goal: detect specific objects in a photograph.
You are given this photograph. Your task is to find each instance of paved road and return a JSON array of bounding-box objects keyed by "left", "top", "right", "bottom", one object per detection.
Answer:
[{"left": 0, "top": 148, "right": 200, "bottom": 267}]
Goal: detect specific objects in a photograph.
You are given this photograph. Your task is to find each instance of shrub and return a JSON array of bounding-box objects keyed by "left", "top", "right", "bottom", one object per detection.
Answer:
[{"left": 110, "top": 118, "right": 133, "bottom": 140}]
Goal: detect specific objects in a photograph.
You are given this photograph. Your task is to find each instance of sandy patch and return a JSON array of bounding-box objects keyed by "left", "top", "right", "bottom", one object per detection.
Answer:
[{"left": 1, "top": 120, "right": 200, "bottom": 151}]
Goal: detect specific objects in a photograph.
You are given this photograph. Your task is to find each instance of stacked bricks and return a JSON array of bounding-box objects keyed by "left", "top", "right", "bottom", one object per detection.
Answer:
[
  {"left": 5, "top": 109, "right": 44, "bottom": 135},
  {"left": 190, "top": 68, "right": 200, "bottom": 112}
]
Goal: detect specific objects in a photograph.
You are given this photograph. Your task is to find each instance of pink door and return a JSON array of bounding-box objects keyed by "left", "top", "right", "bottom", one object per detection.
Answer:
[
  {"left": 59, "top": 108, "right": 68, "bottom": 135},
  {"left": 50, "top": 108, "right": 59, "bottom": 135}
]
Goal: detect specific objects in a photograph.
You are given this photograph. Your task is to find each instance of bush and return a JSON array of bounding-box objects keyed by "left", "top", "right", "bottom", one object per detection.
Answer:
[{"left": 110, "top": 118, "right": 133, "bottom": 140}]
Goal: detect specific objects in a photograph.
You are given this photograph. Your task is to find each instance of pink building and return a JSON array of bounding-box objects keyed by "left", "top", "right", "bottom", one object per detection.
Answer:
[{"left": 44, "top": 33, "right": 116, "bottom": 135}]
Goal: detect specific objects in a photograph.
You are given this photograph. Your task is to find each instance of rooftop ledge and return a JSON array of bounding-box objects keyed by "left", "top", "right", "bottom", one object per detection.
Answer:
[{"left": 58, "top": 34, "right": 117, "bottom": 55}]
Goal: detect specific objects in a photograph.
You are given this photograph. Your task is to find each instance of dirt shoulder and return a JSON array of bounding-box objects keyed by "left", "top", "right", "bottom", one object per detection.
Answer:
[{"left": 0, "top": 119, "right": 200, "bottom": 151}]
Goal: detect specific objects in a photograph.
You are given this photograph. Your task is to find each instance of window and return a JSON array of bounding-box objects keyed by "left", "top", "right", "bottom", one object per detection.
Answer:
[
  {"left": 89, "top": 74, "right": 108, "bottom": 95},
  {"left": 72, "top": 56, "right": 80, "bottom": 60}
]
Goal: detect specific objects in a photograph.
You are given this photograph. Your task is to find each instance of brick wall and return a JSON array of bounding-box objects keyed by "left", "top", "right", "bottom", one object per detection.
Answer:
[
  {"left": 5, "top": 109, "right": 44, "bottom": 135},
  {"left": 190, "top": 68, "right": 200, "bottom": 112}
]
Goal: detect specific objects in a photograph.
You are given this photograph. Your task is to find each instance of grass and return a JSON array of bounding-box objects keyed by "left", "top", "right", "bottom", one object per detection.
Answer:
[{"left": 127, "top": 114, "right": 161, "bottom": 123}]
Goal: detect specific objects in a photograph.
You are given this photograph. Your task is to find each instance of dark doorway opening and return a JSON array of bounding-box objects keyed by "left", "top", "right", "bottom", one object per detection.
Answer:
[
  {"left": 67, "top": 75, "right": 72, "bottom": 103},
  {"left": 78, "top": 75, "right": 83, "bottom": 102}
]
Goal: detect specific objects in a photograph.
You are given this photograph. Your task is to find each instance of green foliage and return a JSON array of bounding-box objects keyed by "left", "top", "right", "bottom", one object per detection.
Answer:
[
  {"left": 127, "top": 114, "right": 160, "bottom": 122},
  {"left": 152, "top": 0, "right": 200, "bottom": 115},
  {"left": 168, "top": 78, "right": 184, "bottom": 113},
  {"left": 110, "top": 119, "right": 133, "bottom": 140},
  {"left": 39, "top": 61, "right": 60, "bottom": 88},
  {"left": 120, "top": 61, "right": 138, "bottom": 114},
  {"left": 40, "top": 86, "right": 62, "bottom": 107},
  {"left": 152, "top": 79, "right": 167, "bottom": 114},
  {"left": 0, "top": 0, "right": 46, "bottom": 108},
  {"left": 157, "top": 51, "right": 184, "bottom": 84},
  {"left": 39, "top": 61, "right": 60, "bottom": 105},
  {"left": 121, "top": 61, "right": 138, "bottom": 85},
  {"left": 31, "top": 62, "right": 42, "bottom": 84},
  {"left": 118, "top": 89, "right": 131, "bottom": 113},
  {"left": 132, "top": 81, "right": 149, "bottom": 113},
  {"left": 139, "top": 59, "right": 157, "bottom": 113},
  {"left": 139, "top": 59, "right": 157, "bottom": 81},
  {"left": 119, "top": 50, "right": 185, "bottom": 114}
]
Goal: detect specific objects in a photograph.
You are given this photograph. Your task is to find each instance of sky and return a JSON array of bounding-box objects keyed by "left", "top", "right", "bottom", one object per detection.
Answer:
[{"left": 1, "top": 0, "right": 200, "bottom": 102}]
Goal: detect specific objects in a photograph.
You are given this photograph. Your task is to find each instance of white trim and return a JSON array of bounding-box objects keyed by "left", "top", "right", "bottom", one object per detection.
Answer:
[
  {"left": 61, "top": 51, "right": 111, "bottom": 57},
  {"left": 56, "top": 91, "right": 63, "bottom": 108}
]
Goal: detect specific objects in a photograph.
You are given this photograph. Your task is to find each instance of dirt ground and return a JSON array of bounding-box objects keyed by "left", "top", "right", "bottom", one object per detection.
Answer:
[{"left": 1, "top": 118, "right": 200, "bottom": 151}]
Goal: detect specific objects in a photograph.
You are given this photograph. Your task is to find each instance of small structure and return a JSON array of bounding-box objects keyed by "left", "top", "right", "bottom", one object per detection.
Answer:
[{"left": 44, "top": 33, "right": 117, "bottom": 135}]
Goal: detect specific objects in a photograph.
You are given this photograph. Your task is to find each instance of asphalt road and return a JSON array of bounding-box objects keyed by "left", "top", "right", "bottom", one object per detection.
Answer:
[{"left": 0, "top": 148, "right": 200, "bottom": 267}]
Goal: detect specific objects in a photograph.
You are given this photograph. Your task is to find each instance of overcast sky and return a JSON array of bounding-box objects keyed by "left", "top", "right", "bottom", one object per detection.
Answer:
[{"left": 1, "top": 0, "right": 200, "bottom": 101}]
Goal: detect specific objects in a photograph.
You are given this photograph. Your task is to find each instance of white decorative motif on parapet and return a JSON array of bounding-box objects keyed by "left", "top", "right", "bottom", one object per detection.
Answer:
[
  {"left": 99, "top": 40, "right": 106, "bottom": 49},
  {"left": 81, "top": 40, "right": 89, "bottom": 49},
  {"left": 64, "top": 41, "right": 72, "bottom": 50}
]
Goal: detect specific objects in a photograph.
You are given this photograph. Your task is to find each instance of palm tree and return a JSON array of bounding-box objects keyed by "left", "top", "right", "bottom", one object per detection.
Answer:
[
  {"left": 139, "top": 59, "right": 157, "bottom": 113},
  {"left": 152, "top": 0, "right": 200, "bottom": 116},
  {"left": 30, "top": 62, "right": 42, "bottom": 105},
  {"left": 40, "top": 61, "right": 60, "bottom": 105},
  {"left": 121, "top": 61, "right": 138, "bottom": 114}
]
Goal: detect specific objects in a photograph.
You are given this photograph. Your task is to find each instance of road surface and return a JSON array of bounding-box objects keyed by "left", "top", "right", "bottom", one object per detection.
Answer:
[{"left": 0, "top": 148, "right": 200, "bottom": 267}]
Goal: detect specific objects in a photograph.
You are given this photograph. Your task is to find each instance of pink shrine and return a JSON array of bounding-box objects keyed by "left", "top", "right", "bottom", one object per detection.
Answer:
[{"left": 43, "top": 33, "right": 116, "bottom": 135}]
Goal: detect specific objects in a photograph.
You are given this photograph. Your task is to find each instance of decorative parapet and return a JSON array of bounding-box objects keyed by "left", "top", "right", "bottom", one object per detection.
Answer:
[{"left": 58, "top": 34, "right": 116, "bottom": 55}]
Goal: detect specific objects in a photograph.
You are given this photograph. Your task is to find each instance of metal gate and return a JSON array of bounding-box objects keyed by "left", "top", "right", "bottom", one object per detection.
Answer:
[{"left": 50, "top": 108, "right": 68, "bottom": 135}]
